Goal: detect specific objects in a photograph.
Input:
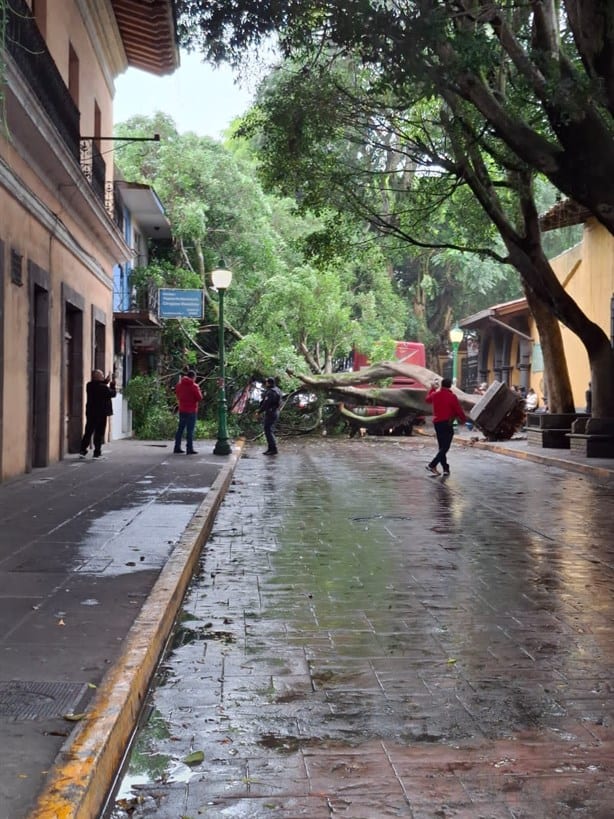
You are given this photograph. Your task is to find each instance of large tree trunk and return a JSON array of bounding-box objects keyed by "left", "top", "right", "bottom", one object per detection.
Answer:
[
  {"left": 443, "top": 120, "right": 611, "bottom": 418},
  {"left": 294, "top": 362, "right": 478, "bottom": 413},
  {"left": 523, "top": 287, "right": 574, "bottom": 413},
  {"left": 507, "top": 243, "right": 614, "bottom": 419}
]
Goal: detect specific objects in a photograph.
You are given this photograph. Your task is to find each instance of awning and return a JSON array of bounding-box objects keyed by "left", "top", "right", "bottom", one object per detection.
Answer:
[
  {"left": 460, "top": 298, "right": 532, "bottom": 341},
  {"left": 111, "top": 0, "right": 179, "bottom": 76}
]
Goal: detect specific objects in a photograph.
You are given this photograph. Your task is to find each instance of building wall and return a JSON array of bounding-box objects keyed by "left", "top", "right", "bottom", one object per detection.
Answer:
[
  {"left": 463, "top": 220, "right": 612, "bottom": 413},
  {"left": 0, "top": 0, "right": 129, "bottom": 479},
  {"left": 548, "top": 220, "right": 614, "bottom": 409}
]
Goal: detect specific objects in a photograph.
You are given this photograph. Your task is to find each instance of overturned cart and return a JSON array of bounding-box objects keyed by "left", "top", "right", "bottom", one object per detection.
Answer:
[{"left": 469, "top": 381, "right": 527, "bottom": 441}]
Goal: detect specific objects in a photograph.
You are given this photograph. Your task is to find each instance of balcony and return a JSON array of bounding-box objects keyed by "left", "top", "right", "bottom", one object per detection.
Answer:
[
  {"left": 7, "top": 0, "right": 80, "bottom": 162},
  {"left": 8, "top": 0, "right": 113, "bottom": 213},
  {"left": 114, "top": 280, "right": 160, "bottom": 327},
  {"left": 80, "top": 140, "right": 106, "bottom": 206}
]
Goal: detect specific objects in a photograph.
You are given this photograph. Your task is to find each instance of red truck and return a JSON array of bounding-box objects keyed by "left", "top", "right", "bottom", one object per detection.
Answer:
[{"left": 348, "top": 341, "right": 427, "bottom": 435}]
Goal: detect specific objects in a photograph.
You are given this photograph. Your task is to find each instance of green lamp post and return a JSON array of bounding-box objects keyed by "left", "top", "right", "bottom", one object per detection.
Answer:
[
  {"left": 211, "top": 265, "right": 233, "bottom": 455},
  {"left": 449, "top": 324, "right": 464, "bottom": 387}
]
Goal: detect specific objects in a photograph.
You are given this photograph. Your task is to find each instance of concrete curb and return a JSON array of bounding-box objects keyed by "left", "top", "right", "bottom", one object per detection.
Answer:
[
  {"left": 417, "top": 427, "right": 614, "bottom": 481},
  {"left": 454, "top": 435, "right": 614, "bottom": 480},
  {"left": 29, "top": 440, "right": 245, "bottom": 819}
]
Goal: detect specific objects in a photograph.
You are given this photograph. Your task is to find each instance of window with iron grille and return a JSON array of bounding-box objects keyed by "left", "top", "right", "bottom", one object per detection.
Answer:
[{"left": 11, "top": 249, "right": 23, "bottom": 286}]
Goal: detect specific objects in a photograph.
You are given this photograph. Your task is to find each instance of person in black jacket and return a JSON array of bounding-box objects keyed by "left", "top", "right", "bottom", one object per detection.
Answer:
[
  {"left": 257, "top": 377, "right": 282, "bottom": 455},
  {"left": 79, "top": 369, "right": 116, "bottom": 459}
]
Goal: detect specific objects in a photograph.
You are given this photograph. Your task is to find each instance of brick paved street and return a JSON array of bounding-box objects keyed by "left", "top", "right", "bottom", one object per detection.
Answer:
[{"left": 111, "top": 437, "right": 614, "bottom": 819}]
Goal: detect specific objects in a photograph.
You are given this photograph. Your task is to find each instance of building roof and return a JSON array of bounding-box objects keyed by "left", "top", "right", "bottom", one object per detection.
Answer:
[
  {"left": 539, "top": 199, "right": 592, "bottom": 232},
  {"left": 460, "top": 298, "right": 528, "bottom": 328},
  {"left": 116, "top": 181, "right": 172, "bottom": 239},
  {"left": 111, "top": 0, "right": 179, "bottom": 76},
  {"left": 460, "top": 298, "right": 533, "bottom": 341}
]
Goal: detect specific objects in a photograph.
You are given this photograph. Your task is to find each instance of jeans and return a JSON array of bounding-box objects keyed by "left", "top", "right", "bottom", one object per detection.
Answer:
[
  {"left": 429, "top": 420, "right": 455, "bottom": 471},
  {"left": 263, "top": 410, "right": 279, "bottom": 452},
  {"left": 174, "top": 411, "right": 197, "bottom": 452}
]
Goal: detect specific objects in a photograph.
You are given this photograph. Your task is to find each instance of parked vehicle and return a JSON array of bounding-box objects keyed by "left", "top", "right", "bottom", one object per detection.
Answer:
[{"left": 349, "top": 341, "right": 427, "bottom": 435}]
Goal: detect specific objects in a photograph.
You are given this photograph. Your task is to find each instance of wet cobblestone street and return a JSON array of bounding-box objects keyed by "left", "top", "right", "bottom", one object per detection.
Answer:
[{"left": 112, "top": 437, "right": 614, "bottom": 818}]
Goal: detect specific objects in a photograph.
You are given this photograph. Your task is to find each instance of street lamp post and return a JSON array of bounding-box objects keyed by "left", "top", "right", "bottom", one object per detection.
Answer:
[
  {"left": 211, "top": 265, "right": 233, "bottom": 455},
  {"left": 449, "top": 324, "right": 464, "bottom": 387}
]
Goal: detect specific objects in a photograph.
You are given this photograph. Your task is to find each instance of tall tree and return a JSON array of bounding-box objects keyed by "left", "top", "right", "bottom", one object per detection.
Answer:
[
  {"left": 115, "top": 114, "right": 406, "bottom": 395},
  {"left": 177, "top": 0, "right": 614, "bottom": 232},
  {"left": 176, "top": 3, "right": 614, "bottom": 420},
  {"left": 236, "top": 59, "right": 577, "bottom": 411}
]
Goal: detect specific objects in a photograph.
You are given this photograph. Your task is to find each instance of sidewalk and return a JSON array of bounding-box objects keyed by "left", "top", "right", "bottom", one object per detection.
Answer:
[
  {"left": 423, "top": 421, "right": 614, "bottom": 481},
  {"left": 0, "top": 430, "right": 611, "bottom": 819},
  {"left": 0, "top": 439, "right": 243, "bottom": 819}
]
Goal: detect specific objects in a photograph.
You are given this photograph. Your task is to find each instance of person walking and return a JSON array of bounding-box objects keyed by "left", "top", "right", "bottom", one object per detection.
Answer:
[
  {"left": 258, "top": 377, "right": 282, "bottom": 455},
  {"left": 425, "top": 377, "right": 467, "bottom": 476},
  {"left": 173, "top": 369, "right": 202, "bottom": 454},
  {"left": 79, "top": 369, "right": 117, "bottom": 459}
]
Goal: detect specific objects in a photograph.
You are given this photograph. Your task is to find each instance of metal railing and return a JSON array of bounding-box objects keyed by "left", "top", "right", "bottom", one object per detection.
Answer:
[
  {"left": 114, "top": 281, "right": 159, "bottom": 315},
  {"left": 8, "top": 0, "right": 117, "bottom": 216},
  {"left": 79, "top": 140, "right": 106, "bottom": 205},
  {"left": 105, "top": 182, "right": 124, "bottom": 231},
  {"left": 7, "top": 0, "right": 80, "bottom": 162}
]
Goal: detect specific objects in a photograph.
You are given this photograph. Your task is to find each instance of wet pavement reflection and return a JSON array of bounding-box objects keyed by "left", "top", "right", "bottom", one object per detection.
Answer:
[{"left": 111, "top": 438, "right": 614, "bottom": 818}]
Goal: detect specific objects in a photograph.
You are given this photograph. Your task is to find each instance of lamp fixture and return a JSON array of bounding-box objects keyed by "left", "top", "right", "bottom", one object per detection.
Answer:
[
  {"left": 211, "top": 267, "right": 233, "bottom": 290},
  {"left": 449, "top": 324, "right": 464, "bottom": 344}
]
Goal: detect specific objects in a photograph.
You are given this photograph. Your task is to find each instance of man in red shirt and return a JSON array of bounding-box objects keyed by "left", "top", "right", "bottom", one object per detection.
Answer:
[
  {"left": 425, "top": 377, "right": 467, "bottom": 476},
  {"left": 173, "top": 370, "right": 203, "bottom": 454}
]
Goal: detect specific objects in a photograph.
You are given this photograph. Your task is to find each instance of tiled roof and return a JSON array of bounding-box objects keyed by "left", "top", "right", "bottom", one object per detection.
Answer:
[
  {"left": 539, "top": 199, "right": 591, "bottom": 232},
  {"left": 111, "top": 0, "right": 179, "bottom": 76}
]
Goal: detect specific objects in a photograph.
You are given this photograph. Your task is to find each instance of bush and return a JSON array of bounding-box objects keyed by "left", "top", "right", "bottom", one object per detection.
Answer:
[
  {"left": 137, "top": 407, "right": 178, "bottom": 441},
  {"left": 124, "top": 375, "right": 175, "bottom": 439}
]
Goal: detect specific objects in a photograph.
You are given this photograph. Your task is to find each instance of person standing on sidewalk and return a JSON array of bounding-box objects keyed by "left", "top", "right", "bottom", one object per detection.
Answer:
[
  {"left": 258, "top": 377, "right": 282, "bottom": 455},
  {"left": 79, "top": 370, "right": 116, "bottom": 459},
  {"left": 425, "top": 377, "right": 467, "bottom": 476},
  {"left": 173, "top": 369, "right": 202, "bottom": 454}
]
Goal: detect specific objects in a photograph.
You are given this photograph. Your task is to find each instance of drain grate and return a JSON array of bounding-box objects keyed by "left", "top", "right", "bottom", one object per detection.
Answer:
[{"left": 0, "top": 680, "right": 87, "bottom": 720}]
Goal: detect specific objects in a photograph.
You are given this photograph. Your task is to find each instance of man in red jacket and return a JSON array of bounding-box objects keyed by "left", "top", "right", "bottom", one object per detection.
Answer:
[
  {"left": 173, "top": 370, "right": 203, "bottom": 454},
  {"left": 425, "top": 377, "right": 467, "bottom": 476}
]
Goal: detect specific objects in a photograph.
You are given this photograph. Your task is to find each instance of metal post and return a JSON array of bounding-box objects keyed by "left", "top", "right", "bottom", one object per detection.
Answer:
[
  {"left": 213, "top": 287, "right": 231, "bottom": 455},
  {"left": 452, "top": 341, "right": 460, "bottom": 387}
]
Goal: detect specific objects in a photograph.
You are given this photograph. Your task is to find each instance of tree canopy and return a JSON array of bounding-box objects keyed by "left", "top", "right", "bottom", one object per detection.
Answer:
[
  {"left": 177, "top": 0, "right": 614, "bottom": 236},
  {"left": 115, "top": 114, "right": 406, "bottom": 391},
  {"left": 174, "top": 1, "right": 614, "bottom": 420}
]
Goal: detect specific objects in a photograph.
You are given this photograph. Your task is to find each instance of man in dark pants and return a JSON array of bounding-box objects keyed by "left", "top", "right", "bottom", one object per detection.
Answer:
[
  {"left": 79, "top": 369, "right": 116, "bottom": 459},
  {"left": 425, "top": 377, "right": 467, "bottom": 476},
  {"left": 258, "top": 377, "right": 282, "bottom": 455}
]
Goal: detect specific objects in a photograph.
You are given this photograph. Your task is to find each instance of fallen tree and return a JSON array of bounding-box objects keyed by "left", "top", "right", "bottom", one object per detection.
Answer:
[{"left": 291, "top": 361, "right": 526, "bottom": 440}]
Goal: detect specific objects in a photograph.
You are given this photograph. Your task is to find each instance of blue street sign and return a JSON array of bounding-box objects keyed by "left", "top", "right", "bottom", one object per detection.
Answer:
[{"left": 159, "top": 288, "right": 204, "bottom": 319}]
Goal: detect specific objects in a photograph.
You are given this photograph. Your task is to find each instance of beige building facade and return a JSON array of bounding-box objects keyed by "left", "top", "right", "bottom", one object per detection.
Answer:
[
  {"left": 459, "top": 204, "right": 612, "bottom": 412},
  {"left": 0, "top": 0, "right": 177, "bottom": 480}
]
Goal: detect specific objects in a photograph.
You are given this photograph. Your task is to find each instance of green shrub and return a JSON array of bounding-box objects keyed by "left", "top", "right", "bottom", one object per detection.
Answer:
[
  {"left": 124, "top": 375, "right": 175, "bottom": 439},
  {"left": 137, "top": 407, "right": 178, "bottom": 440}
]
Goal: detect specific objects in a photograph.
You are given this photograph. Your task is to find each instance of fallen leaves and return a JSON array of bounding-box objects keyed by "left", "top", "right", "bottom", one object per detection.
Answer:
[{"left": 182, "top": 750, "right": 204, "bottom": 766}]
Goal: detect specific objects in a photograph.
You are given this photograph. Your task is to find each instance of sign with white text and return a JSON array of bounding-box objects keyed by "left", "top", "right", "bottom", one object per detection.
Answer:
[{"left": 159, "top": 289, "right": 204, "bottom": 319}]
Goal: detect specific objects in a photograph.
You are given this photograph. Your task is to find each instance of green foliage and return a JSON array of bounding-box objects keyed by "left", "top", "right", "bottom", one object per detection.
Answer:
[
  {"left": 136, "top": 406, "right": 178, "bottom": 441},
  {"left": 227, "top": 333, "right": 305, "bottom": 384},
  {"left": 235, "top": 57, "right": 521, "bottom": 357},
  {"left": 123, "top": 375, "right": 176, "bottom": 439},
  {"left": 132, "top": 261, "right": 201, "bottom": 292}
]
